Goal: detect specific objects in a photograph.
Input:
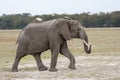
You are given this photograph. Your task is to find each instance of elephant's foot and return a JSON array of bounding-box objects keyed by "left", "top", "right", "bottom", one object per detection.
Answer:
[
  {"left": 39, "top": 66, "right": 48, "bottom": 71},
  {"left": 11, "top": 69, "right": 18, "bottom": 72},
  {"left": 49, "top": 68, "right": 58, "bottom": 72},
  {"left": 69, "top": 65, "right": 76, "bottom": 69}
]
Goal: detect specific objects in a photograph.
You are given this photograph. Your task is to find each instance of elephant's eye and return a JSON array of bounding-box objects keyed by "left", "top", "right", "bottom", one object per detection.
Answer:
[{"left": 77, "top": 28, "right": 80, "bottom": 31}]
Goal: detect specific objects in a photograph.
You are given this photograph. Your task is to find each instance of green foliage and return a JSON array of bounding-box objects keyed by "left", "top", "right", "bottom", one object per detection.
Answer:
[
  {"left": 0, "top": 13, "right": 34, "bottom": 29},
  {"left": 0, "top": 11, "right": 120, "bottom": 29}
]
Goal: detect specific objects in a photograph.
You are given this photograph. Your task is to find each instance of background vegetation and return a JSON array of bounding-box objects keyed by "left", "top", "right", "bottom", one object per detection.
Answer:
[{"left": 0, "top": 11, "right": 120, "bottom": 29}]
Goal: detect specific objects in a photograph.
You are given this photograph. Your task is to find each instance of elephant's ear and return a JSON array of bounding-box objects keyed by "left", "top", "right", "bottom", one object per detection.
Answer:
[{"left": 55, "top": 19, "right": 71, "bottom": 40}]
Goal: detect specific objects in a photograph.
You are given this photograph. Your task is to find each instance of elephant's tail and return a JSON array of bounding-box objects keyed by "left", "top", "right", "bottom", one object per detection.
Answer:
[
  {"left": 15, "top": 36, "right": 19, "bottom": 45},
  {"left": 15, "top": 29, "right": 24, "bottom": 45},
  {"left": 15, "top": 40, "right": 18, "bottom": 45}
]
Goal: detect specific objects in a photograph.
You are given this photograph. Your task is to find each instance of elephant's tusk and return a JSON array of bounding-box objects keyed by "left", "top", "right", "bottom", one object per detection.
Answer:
[{"left": 82, "top": 39, "right": 90, "bottom": 47}]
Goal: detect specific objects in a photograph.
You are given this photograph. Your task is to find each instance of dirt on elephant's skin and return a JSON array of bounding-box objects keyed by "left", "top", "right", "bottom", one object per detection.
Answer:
[{"left": 0, "top": 54, "right": 120, "bottom": 80}]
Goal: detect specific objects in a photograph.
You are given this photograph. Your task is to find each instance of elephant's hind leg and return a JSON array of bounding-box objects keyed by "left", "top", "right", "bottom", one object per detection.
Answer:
[
  {"left": 12, "top": 56, "right": 21, "bottom": 72},
  {"left": 11, "top": 44, "right": 28, "bottom": 72},
  {"left": 33, "top": 53, "right": 48, "bottom": 71}
]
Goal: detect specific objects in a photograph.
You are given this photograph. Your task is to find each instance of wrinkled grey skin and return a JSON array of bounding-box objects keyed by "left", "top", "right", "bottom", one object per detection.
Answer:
[{"left": 12, "top": 18, "right": 91, "bottom": 72}]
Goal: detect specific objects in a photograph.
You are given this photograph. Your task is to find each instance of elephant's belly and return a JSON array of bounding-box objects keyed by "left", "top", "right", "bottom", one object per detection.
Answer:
[{"left": 27, "top": 41, "right": 50, "bottom": 53}]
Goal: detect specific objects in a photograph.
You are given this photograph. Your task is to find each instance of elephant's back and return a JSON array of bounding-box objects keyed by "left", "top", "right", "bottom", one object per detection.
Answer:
[
  {"left": 18, "top": 19, "right": 57, "bottom": 53},
  {"left": 23, "top": 19, "right": 57, "bottom": 42}
]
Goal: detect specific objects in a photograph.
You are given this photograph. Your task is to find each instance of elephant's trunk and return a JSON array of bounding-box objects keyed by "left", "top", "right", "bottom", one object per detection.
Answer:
[{"left": 79, "top": 30, "right": 91, "bottom": 54}]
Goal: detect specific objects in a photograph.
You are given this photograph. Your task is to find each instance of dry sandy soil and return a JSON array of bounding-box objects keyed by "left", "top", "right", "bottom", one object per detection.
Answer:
[{"left": 0, "top": 53, "right": 120, "bottom": 80}]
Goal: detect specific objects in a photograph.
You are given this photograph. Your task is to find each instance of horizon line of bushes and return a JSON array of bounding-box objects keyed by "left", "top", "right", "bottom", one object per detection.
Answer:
[{"left": 0, "top": 11, "right": 120, "bottom": 29}]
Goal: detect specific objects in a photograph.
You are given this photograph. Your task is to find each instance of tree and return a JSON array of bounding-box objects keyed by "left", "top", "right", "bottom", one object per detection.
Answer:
[{"left": 0, "top": 11, "right": 120, "bottom": 29}]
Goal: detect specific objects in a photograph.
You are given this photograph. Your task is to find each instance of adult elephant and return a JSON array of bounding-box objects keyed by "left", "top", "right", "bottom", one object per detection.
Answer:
[{"left": 12, "top": 18, "right": 91, "bottom": 72}]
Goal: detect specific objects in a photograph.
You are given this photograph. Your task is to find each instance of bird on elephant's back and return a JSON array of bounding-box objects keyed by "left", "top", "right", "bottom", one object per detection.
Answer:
[{"left": 12, "top": 17, "right": 91, "bottom": 72}]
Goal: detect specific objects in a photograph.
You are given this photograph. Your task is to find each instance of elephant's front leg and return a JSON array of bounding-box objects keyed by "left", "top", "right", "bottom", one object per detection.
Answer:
[
  {"left": 60, "top": 42, "right": 76, "bottom": 69},
  {"left": 49, "top": 43, "right": 60, "bottom": 72}
]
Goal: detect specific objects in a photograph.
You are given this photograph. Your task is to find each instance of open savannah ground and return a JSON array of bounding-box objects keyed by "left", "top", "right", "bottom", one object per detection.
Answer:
[{"left": 0, "top": 28, "right": 120, "bottom": 80}]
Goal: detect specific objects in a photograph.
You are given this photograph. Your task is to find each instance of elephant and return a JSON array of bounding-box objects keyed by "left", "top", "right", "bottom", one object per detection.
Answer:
[{"left": 11, "top": 18, "right": 91, "bottom": 72}]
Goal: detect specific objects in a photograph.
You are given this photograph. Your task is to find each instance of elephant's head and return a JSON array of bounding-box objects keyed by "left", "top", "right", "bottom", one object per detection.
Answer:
[{"left": 55, "top": 18, "right": 91, "bottom": 54}]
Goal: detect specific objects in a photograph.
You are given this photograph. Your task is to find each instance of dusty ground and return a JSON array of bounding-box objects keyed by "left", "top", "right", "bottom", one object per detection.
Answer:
[{"left": 0, "top": 53, "right": 120, "bottom": 80}]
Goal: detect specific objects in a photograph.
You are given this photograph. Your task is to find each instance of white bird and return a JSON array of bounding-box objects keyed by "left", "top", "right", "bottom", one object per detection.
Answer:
[
  {"left": 64, "top": 16, "right": 71, "bottom": 20},
  {"left": 36, "top": 18, "right": 43, "bottom": 21}
]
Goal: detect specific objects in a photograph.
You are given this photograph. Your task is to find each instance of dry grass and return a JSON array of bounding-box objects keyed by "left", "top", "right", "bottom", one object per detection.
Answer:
[
  {"left": 69, "top": 28, "right": 120, "bottom": 55},
  {"left": 0, "top": 28, "right": 120, "bottom": 80},
  {"left": 0, "top": 28, "right": 120, "bottom": 71}
]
